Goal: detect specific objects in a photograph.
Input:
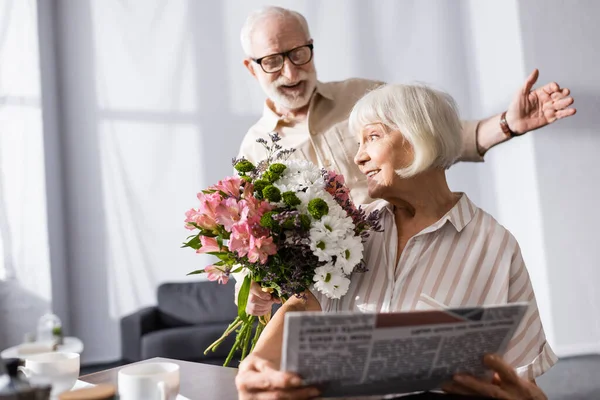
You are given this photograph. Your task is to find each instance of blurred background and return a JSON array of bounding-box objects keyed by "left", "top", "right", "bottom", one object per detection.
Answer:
[{"left": 1, "top": 0, "right": 599, "bottom": 393}]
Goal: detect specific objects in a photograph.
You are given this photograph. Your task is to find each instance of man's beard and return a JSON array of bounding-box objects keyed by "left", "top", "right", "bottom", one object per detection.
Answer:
[{"left": 261, "top": 70, "right": 317, "bottom": 110}]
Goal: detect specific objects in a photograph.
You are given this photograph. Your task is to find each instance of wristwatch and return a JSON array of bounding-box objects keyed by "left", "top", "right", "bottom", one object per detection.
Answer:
[{"left": 500, "top": 111, "right": 518, "bottom": 138}]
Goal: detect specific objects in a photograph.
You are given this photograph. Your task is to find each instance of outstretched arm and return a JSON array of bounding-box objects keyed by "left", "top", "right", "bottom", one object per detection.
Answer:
[{"left": 461, "top": 69, "right": 576, "bottom": 160}]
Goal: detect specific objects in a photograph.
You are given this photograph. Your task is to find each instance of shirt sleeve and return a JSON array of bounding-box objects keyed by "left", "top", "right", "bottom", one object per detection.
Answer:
[
  {"left": 457, "top": 120, "right": 485, "bottom": 163},
  {"left": 503, "top": 245, "right": 558, "bottom": 379}
]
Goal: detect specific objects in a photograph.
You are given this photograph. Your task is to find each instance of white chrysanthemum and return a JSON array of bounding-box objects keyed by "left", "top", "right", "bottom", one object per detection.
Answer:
[
  {"left": 322, "top": 195, "right": 349, "bottom": 219},
  {"left": 275, "top": 160, "right": 324, "bottom": 193},
  {"left": 313, "top": 264, "right": 351, "bottom": 299},
  {"left": 334, "top": 235, "right": 364, "bottom": 275},
  {"left": 311, "top": 215, "right": 354, "bottom": 240},
  {"left": 309, "top": 228, "right": 340, "bottom": 262}
]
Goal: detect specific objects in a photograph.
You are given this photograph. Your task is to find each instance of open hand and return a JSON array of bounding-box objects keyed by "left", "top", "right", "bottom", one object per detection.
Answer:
[
  {"left": 236, "top": 354, "right": 320, "bottom": 400},
  {"left": 506, "top": 68, "right": 576, "bottom": 135},
  {"left": 442, "top": 354, "right": 547, "bottom": 400}
]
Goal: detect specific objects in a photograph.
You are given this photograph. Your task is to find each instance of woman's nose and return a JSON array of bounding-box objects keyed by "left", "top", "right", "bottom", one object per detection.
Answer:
[{"left": 354, "top": 146, "right": 369, "bottom": 165}]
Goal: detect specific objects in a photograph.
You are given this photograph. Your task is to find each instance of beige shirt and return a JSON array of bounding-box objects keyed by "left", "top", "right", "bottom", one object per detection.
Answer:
[
  {"left": 238, "top": 79, "right": 483, "bottom": 205},
  {"left": 315, "top": 194, "right": 557, "bottom": 380}
]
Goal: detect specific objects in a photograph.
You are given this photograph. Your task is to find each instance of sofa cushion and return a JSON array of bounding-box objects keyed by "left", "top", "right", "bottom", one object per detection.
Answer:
[
  {"left": 156, "top": 281, "right": 238, "bottom": 327},
  {"left": 141, "top": 324, "right": 238, "bottom": 361}
]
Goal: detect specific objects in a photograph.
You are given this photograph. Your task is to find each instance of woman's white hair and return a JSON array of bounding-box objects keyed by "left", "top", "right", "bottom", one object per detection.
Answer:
[
  {"left": 349, "top": 83, "right": 463, "bottom": 178},
  {"left": 240, "top": 6, "right": 311, "bottom": 57}
]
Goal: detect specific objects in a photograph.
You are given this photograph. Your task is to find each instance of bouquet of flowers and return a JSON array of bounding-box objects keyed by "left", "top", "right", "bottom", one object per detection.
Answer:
[{"left": 182, "top": 133, "right": 381, "bottom": 366}]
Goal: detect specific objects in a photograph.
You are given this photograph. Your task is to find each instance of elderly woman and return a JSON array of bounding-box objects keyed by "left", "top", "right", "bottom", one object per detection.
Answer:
[{"left": 236, "top": 84, "right": 554, "bottom": 400}]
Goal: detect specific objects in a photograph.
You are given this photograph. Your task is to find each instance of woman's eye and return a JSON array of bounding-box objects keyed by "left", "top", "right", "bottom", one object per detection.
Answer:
[{"left": 368, "top": 134, "right": 379, "bottom": 141}]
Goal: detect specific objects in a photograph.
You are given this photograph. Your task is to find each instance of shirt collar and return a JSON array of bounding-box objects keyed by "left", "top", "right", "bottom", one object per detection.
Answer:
[
  {"left": 256, "top": 80, "right": 333, "bottom": 132},
  {"left": 381, "top": 193, "right": 476, "bottom": 234},
  {"left": 315, "top": 80, "right": 334, "bottom": 100}
]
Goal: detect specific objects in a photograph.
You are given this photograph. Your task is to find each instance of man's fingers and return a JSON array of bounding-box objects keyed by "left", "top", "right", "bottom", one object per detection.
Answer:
[
  {"left": 555, "top": 108, "right": 577, "bottom": 119},
  {"left": 483, "top": 354, "right": 520, "bottom": 385},
  {"left": 249, "top": 293, "right": 274, "bottom": 305},
  {"left": 250, "top": 282, "right": 275, "bottom": 300},
  {"left": 541, "top": 81, "right": 561, "bottom": 95},
  {"left": 246, "top": 302, "right": 272, "bottom": 316},
  {"left": 552, "top": 96, "right": 574, "bottom": 110},
  {"left": 523, "top": 69, "right": 540, "bottom": 94},
  {"left": 550, "top": 91, "right": 568, "bottom": 101}
]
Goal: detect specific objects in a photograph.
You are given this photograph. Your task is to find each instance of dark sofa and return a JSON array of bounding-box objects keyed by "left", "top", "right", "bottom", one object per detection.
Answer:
[{"left": 120, "top": 280, "right": 239, "bottom": 365}]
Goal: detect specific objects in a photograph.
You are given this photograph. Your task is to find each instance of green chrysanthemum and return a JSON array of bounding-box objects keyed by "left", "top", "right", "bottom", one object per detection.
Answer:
[
  {"left": 259, "top": 211, "right": 279, "bottom": 230},
  {"left": 282, "top": 191, "right": 301, "bottom": 207},
  {"left": 234, "top": 159, "right": 255, "bottom": 173},
  {"left": 262, "top": 185, "right": 282, "bottom": 203},
  {"left": 307, "top": 198, "right": 329, "bottom": 220},
  {"left": 269, "top": 163, "right": 287, "bottom": 174}
]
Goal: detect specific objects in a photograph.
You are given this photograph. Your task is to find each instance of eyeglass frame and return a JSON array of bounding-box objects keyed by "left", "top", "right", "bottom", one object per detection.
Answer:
[{"left": 252, "top": 43, "right": 314, "bottom": 73}]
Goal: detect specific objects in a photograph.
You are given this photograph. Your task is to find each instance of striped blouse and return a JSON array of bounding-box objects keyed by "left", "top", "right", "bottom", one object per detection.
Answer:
[{"left": 315, "top": 193, "right": 557, "bottom": 379}]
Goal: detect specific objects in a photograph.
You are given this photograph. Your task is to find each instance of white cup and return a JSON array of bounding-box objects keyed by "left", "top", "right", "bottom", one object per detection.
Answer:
[
  {"left": 118, "top": 362, "right": 180, "bottom": 400},
  {"left": 19, "top": 352, "right": 80, "bottom": 396}
]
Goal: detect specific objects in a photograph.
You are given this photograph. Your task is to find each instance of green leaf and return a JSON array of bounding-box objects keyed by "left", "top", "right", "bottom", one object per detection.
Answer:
[
  {"left": 217, "top": 235, "right": 224, "bottom": 250},
  {"left": 231, "top": 266, "right": 244, "bottom": 273},
  {"left": 206, "top": 251, "right": 229, "bottom": 257},
  {"left": 186, "top": 269, "right": 206, "bottom": 276},
  {"left": 237, "top": 275, "right": 252, "bottom": 322},
  {"left": 182, "top": 235, "right": 201, "bottom": 250}
]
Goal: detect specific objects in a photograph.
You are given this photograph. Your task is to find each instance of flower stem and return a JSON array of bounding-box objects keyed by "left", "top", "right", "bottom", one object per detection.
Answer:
[
  {"left": 241, "top": 318, "right": 255, "bottom": 360},
  {"left": 204, "top": 316, "right": 242, "bottom": 355}
]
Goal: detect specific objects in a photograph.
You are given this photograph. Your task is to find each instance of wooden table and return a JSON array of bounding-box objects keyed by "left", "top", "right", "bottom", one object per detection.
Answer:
[{"left": 80, "top": 357, "right": 239, "bottom": 400}]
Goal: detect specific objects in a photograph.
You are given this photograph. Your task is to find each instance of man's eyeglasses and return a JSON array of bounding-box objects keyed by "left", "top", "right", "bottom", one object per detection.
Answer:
[{"left": 252, "top": 44, "right": 314, "bottom": 74}]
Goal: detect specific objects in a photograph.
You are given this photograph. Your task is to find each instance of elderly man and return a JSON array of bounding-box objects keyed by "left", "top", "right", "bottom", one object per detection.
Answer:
[{"left": 238, "top": 6, "right": 575, "bottom": 206}]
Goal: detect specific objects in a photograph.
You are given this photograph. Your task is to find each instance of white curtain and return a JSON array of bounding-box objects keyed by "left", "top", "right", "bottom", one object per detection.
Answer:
[{"left": 0, "top": 0, "right": 51, "bottom": 349}]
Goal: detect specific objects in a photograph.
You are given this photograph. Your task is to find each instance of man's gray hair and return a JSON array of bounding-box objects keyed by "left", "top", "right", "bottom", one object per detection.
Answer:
[
  {"left": 240, "top": 6, "right": 311, "bottom": 57},
  {"left": 349, "top": 84, "right": 463, "bottom": 178}
]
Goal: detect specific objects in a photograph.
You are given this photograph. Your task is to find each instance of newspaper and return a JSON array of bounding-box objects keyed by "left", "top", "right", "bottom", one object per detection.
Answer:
[{"left": 281, "top": 303, "right": 528, "bottom": 398}]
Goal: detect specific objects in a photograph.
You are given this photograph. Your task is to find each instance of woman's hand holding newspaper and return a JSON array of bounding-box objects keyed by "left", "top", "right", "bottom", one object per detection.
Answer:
[
  {"left": 235, "top": 353, "right": 320, "bottom": 400},
  {"left": 442, "top": 354, "right": 547, "bottom": 399}
]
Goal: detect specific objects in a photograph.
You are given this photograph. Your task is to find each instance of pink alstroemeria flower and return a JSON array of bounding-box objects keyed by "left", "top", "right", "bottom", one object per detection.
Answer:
[
  {"left": 215, "top": 197, "right": 244, "bottom": 232},
  {"left": 194, "top": 192, "right": 221, "bottom": 230},
  {"left": 205, "top": 265, "right": 230, "bottom": 284},
  {"left": 210, "top": 176, "right": 242, "bottom": 198},
  {"left": 195, "top": 236, "right": 222, "bottom": 254},
  {"left": 242, "top": 194, "right": 273, "bottom": 225},
  {"left": 184, "top": 208, "right": 201, "bottom": 230},
  {"left": 247, "top": 235, "right": 277, "bottom": 264},
  {"left": 228, "top": 222, "right": 252, "bottom": 258}
]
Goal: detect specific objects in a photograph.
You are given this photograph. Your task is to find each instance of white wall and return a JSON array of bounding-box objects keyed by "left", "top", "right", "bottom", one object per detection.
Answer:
[
  {"left": 519, "top": 0, "right": 600, "bottom": 356},
  {"left": 3, "top": 0, "right": 593, "bottom": 363},
  {"left": 460, "top": 0, "right": 556, "bottom": 346}
]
